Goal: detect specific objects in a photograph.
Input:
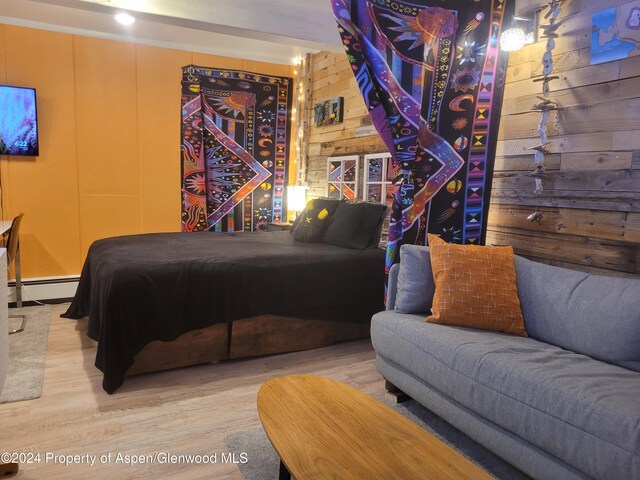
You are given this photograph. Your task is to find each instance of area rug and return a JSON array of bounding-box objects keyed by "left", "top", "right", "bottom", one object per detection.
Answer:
[
  {"left": 225, "top": 399, "right": 531, "bottom": 480},
  {"left": 0, "top": 305, "right": 51, "bottom": 404}
]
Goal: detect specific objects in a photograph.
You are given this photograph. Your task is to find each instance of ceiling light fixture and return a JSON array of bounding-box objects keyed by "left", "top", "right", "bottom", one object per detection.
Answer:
[
  {"left": 500, "top": 13, "right": 538, "bottom": 52},
  {"left": 500, "top": 26, "right": 527, "bottom": 52},
  {"left": 115, "top": 12, "right": 136, "bottom": 26}
]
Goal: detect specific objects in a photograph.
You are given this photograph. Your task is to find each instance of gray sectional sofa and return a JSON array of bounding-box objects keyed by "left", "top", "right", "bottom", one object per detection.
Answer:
[{"left": 371, "top": 245, "right": 640, "bottom": 480}]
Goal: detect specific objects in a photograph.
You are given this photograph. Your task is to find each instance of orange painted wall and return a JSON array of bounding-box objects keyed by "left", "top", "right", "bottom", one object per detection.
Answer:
[{"left": 0, "top": 24, "right": 297, "bottom": 279}]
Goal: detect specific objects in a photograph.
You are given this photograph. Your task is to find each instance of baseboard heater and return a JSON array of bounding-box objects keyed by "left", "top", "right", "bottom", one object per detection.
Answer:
[{"left": 8, "top": 275, "right": 79, "bottom": 306}]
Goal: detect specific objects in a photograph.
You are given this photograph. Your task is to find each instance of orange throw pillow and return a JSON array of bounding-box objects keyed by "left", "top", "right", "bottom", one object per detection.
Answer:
[{"left": 426, "top": 234, "right": 527, "bottom": 337}]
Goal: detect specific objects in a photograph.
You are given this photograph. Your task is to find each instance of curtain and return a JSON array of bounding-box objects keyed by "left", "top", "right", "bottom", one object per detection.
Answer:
[{"left": 331, "top": 0, "right": 514, "bottom": 272}]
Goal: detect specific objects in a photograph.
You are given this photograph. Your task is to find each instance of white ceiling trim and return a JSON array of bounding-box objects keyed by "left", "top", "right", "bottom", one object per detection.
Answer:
[
  {"left": 1, "top": 0, "right": 344, "bottom": 64},
  {"left": 0, "top": 15, "right": 311, "bottom": 65},
  {"left": 29, "top": 0, "right": 344, "bottom": 50}
]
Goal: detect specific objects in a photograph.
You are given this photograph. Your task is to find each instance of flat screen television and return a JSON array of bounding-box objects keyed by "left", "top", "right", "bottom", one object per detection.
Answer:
[{"left": 0, "top": 85, "right": 39, "bottom": 157}]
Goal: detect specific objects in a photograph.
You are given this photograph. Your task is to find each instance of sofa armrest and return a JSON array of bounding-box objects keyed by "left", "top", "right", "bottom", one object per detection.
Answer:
[{"left": 386, "top": 263, "right": 400, "bottom": 311}]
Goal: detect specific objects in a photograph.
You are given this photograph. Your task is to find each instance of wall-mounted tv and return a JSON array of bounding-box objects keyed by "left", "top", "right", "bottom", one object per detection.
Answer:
[{"left": 0, "top": 85, "right": 39, "bottom": 157}]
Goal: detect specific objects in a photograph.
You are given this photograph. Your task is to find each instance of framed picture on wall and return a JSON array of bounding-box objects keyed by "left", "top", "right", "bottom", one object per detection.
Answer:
[
  {"left": 363, "top": 153, "right": 399, "bottom": 206},
  {"left": 314, "top": 97, "right": 344, "bottom": 127},
  {"left": 327, "top": 155, "right": 359, "bottom": 200}
]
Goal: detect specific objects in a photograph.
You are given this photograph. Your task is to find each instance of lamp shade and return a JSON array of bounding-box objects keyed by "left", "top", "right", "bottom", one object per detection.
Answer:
[{"left": 287, "top": 185, "right": 307, "bottom": 213}]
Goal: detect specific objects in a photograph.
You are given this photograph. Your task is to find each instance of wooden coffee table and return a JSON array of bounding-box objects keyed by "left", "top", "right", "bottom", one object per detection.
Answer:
[{"left": 257, "top": 374, "right": 493, "bottom": 480}]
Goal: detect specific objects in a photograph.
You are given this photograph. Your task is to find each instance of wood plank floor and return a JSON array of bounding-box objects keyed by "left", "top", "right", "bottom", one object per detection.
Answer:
[{"left": 0, "top": 304, "right": 387, "bottom": 479}]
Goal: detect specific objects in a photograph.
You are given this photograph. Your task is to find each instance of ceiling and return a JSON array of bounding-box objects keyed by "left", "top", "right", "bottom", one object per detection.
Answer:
[{"left": 0, "top": 0, "right": 344, "bottom": 64}]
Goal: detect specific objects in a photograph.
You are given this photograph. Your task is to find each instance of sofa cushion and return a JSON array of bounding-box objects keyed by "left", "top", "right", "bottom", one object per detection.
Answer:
[
  {"left": 426, "top": 234, "right": 527, "bottom": 337},
  {"left": 394, "top": 245, "right": 435, "bottom": 314},
  {"left": 371, "top": 310, "right": 640, "bottom": 480},
  {"left": 515, "top": 256, "right": 640, "bottom": 372},
  {"left": 386, "top": 263, "right": 400, "bottom": 311},
  {"left": 375, "top": 358, "right": 588, "bottom": 480}
]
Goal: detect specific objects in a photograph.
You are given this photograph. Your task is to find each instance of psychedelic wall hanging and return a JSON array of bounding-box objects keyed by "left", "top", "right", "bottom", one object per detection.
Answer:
[
  {"left": 181, "top": 65, "right": 293, "bottom": 232},
  {"left": 331, "top": 0, "right": 514, "bottom": 272}
]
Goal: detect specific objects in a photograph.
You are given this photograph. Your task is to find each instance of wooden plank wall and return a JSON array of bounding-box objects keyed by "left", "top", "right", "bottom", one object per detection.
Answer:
[
  {"left": 307, "top": 0, "right": 640, "bottom": 277},
  {"left": 307, "top": 53, "right": 385, "bottom": 198}
]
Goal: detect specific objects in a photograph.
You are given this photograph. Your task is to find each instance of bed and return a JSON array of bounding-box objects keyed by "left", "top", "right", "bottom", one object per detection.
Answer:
[{"left": 62, "top": 230, "right": 385, "bottom": 393}]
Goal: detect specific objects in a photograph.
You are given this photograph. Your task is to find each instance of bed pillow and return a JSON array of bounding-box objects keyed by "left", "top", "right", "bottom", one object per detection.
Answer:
[
  {"left": 290, "top": 197, "right": 341, "bottom": 233},
  {"left": 426, "top": 234, "right": 527, "bottom": 337},
  {"left": 323, "top": 201, "right": 387, "bottom": 249},
  {"left": 291, "top": 198, "right": 341, "bottom": 243}
]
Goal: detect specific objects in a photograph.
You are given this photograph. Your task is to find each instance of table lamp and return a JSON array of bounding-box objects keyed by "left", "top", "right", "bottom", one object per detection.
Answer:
[{"left": 287, "top": 185, "right": 307, "bottom": 221}]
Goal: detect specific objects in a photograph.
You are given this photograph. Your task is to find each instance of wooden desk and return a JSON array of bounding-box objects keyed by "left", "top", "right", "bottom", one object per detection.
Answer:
[
  {"left": 0, "top": 220, "right": 22, "bottom": 308},
  {"left": 257, "top": 374, "right": 493, "bottom": 480},
  {"left": 0, "top": 248, "right": 14, "bottom": 475}
]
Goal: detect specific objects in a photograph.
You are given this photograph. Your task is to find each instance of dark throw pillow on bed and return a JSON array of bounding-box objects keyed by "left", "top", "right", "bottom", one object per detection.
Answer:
[
  {"left": 292, "top": 198, "right": 341, "bottom": 243},
  {"left": 323, "top": 201, "right": 387, "bottom": 249},
  {"left": 290, "top": 197, "right": 341, "bottom": 233}
]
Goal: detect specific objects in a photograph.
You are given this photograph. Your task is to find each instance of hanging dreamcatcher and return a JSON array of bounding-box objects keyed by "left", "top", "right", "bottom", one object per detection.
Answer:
[{"left": 527, "top": 0, "right": 563, "bottom": 222}]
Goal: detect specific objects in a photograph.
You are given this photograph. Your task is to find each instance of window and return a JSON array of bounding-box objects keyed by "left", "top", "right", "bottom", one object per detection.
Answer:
[
  {"left": 363, "top": 153, "right": 397, "bottom": 206},
  {"left": 327, "top": 155, "right": 359, "bottom": 200}
]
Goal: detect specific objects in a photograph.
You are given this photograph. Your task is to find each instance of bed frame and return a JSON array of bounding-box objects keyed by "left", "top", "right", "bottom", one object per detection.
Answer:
[{"left": 126, "top": 315, "right": 370, "bottom": 377}]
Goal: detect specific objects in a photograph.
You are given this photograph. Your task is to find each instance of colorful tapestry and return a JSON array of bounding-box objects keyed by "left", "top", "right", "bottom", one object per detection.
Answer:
[
  {"left": 181, "top": 65, "right": 293, "bottom": 232},
  {"left": 331, "top": 0, "right": 513, "bottom": 272}
]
